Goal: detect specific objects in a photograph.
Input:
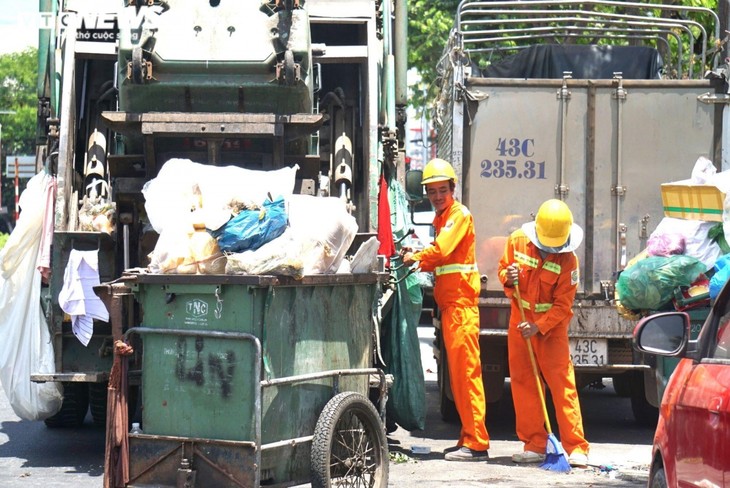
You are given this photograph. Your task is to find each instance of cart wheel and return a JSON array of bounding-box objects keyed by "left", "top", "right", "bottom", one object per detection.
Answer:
[{"left": 311, "top": 392, "right": 389, "bottom": 488}]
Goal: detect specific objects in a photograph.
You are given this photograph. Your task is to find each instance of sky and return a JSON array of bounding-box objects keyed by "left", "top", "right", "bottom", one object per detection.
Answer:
[{"left": 0, "top": 1, "right": 40, "bottom": 55}]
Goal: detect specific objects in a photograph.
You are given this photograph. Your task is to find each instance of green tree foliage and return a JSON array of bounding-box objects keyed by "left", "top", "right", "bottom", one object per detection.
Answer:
[
  {"left": 407, "top": 0, "right": 459, "bottom": 114},
  {"left": 0, "top": 48, "right": 37, "bottom": 155},
  {"left": 406, "top": 0, "right": 721, "bottom": 114},
  {"left": 0, "top": 47, "right": 38, "bottom": 217}
]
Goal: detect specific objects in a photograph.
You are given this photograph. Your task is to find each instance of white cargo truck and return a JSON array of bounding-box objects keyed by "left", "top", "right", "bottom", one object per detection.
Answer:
[{"left": 417, "top": 0, "right": 730, "bottom": 426}]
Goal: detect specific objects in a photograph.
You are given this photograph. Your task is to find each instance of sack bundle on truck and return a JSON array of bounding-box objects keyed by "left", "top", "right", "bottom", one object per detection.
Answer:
[
  {"left": 617, "top": 156, "right": 730, "bottom": 316},
  {"left": 616, "top": 155, "right": 730, "bottom": 402}
]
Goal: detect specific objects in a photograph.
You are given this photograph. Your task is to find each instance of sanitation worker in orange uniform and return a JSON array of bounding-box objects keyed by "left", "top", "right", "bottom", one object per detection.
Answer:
[
  {"left": 402, "top": 158, "right": 490, "bottom": 462},
  {"left": 498, "top": 199, "right": 590, "bottom": 467}
]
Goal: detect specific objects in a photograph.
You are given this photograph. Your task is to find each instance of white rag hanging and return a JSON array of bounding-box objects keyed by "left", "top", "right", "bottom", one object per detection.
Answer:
[{"left": 58, "top": 250, "right": 109, "bottom": 346}]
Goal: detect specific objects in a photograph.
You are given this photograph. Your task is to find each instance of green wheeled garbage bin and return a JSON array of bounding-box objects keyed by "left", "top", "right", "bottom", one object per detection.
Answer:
[{"left": 123, "top": 273, "right": 389, "bottom": 488}]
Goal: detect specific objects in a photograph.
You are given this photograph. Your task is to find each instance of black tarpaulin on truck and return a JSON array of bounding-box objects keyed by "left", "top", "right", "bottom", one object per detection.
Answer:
[{"left": 481, "top": 44, "right": 663, "bottom": 80}]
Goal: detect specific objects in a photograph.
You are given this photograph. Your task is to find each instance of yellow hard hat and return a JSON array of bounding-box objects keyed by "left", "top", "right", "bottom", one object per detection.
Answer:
[
  {"left": 535, "top": 199, "right": 573, "bottom": 248},
  {"left": 421, "top": 158, "right": 457, "bottom": 185}
]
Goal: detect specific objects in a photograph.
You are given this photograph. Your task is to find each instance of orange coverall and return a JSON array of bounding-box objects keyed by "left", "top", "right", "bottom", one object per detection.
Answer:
[
  {"left": 497, "top": 228, "right": 589, "bottom": 457},
  {"left": 412, "top": 200, "right": 490, "bottom": 451}
]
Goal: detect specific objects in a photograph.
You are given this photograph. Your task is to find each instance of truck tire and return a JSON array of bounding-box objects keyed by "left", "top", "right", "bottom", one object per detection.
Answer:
[
  {"left": 612, "top": 372, "right": 632, "bottom": 398},
  {"left": 438, "top": 357, "right": 459, "bottom": 423},
  {"left": 89, "top": 382, "right": 141, "bottom": 428},
  {"left": 88, "top": 382, "right": 108, "bottom": 427},
  {"left": 435, "top": 331, "right": 459, "bottom": 423},
  {"left": 44, "top": 382, "right": 89, "bottom": 428},
  {"left": 311, "top": 392, "right": 388, "bottom": 488},
  {"left": 629, "top": 371, "right": 659, "bottom": 427}
]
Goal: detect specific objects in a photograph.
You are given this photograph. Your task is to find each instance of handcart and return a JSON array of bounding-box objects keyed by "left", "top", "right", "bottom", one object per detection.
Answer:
[{"left": 106, "top": 272, "right": 390, "bottom": 488}]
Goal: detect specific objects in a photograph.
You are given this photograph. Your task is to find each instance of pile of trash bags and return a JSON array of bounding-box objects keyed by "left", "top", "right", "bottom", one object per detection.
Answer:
[
  {"left": 616, "top": 157, "right": 730, "bottom": 316},
  {"left": 143, "top": 159, "right": 373, "bottom": 278},
  {"left": 142, "top": 159, "right": 425, "bottom": 430}
]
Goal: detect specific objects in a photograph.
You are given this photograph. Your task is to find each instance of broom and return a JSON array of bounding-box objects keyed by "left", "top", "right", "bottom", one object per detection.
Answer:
[{"left": 513, "top": 281, "right": 571, "bottom": 473}]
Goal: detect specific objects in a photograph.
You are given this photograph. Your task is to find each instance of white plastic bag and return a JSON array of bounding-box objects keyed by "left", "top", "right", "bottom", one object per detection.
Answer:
[
  {"left": 350, "top": 236, "right": 380, "bottom": 273},
  {"left": 686, "top": 161, "right": 730, "bottom": 247},
  {"left": 148, "top": 222, "right": 226, "bottom": 274},
  {"left": 148, "top": 223, "right": 198, "bottom": 274},
  {"left": 225, "top": 196, "right": 359, "bottom": 277},
  {"left": 287, "top": 195, "right": 358, "bottom": 274},
  {"left": 690, "top": 156, "right": 716, "bottom": 184},
  {"left": 225, "top": 229, "right": 305, "bottom": 278},
  {"left": 650, "top": 217, "right": 722, "bottom": 271},
  {"left": 142, "top": 158, "right": 299, "bottom": 234},
  {"left": 0, "top": 172, "right": 63, "bottom": 420}
]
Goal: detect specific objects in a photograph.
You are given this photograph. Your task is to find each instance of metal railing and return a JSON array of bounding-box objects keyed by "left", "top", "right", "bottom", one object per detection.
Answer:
[{"left": 453, "top": 0, "right": 723, "bottom": 80}]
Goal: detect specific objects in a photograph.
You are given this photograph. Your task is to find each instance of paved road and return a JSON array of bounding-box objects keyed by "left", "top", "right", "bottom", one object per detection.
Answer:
[
  {"left": 387, "top": 327, "right": 654, "bottom": 487},
  {"left": 387, "top": 379, "right": 653, "bottom": 487},
  {"left": 0, "top": 326, "right": 654, "bottom": 487},
  {"left": 0, "top": 391, "right": 105, "bottom": 487}
]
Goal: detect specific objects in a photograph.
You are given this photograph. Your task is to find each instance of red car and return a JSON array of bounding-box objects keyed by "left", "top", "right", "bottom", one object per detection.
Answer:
[{"left": 633, "top": 289, "right": 730, "bottom": 488}]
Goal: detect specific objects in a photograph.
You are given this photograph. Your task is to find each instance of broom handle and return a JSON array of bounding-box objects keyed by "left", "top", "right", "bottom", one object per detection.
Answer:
[{"left": 513, "top": 282, "right": 554, "bottom": 435}]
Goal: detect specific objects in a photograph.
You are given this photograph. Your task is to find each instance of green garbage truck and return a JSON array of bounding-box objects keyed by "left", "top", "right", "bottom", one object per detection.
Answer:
[{"left": 27, "top": 1, "right": 412, "bottom": 486}]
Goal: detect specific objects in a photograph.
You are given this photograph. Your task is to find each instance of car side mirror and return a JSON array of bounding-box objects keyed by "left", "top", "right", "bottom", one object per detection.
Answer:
[
  {"left": 633, "top": 311, "right": 689, "bottom": 356},
  {"left": 405, "top": 170, "right": 425, "bottom": 202}
]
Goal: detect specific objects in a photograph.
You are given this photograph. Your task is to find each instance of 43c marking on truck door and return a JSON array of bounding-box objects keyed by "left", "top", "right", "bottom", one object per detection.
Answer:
[{"left": 480, "top": 138, "right": 546, "bottom": 180}]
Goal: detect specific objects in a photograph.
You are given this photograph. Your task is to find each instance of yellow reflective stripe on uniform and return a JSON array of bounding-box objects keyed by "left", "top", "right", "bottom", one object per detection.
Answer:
[
  {"left": 434, "top": 263, "right": 478, "bottom": 276},
  {"left": 543, "top": 261, "right": 561, "bottom": 274},
  {"left": 514, "top": 251, "right": 538, "bottom": 269},
  {"left": 519, "top": 300, "right": 553, "bottom": 313}
]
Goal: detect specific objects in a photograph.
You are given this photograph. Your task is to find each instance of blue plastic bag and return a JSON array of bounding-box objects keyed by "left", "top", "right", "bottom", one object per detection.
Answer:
[
  {"left": 710, "top": 254, "right": 730, "bottom": 300},
  {"left": 213, "top": 196, "right": 288, "bottom": 253}
]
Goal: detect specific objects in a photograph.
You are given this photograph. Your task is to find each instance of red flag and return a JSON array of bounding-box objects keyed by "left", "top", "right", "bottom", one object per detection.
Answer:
[{"left": 377, "top": 174, "right": 395, "bottom": 261}]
